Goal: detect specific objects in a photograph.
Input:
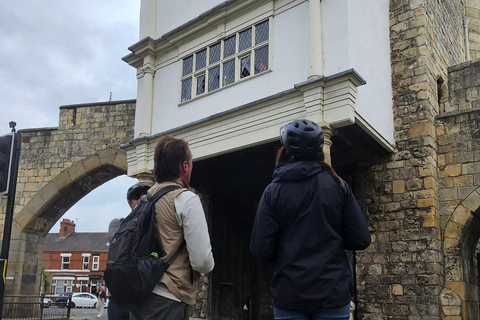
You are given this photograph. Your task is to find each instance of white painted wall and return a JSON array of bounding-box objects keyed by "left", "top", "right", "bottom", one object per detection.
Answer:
[
  {"left": 323, "top": 0, "right": 394, "bottom": 143},
  {"left": 150, "top": 2, "right": 309, "bottom": 133},
  {"left": 143, "top": 0, "right": 393, "bottom": 144},
  {"left": 157, "top": 0, "right": 223, "bottom": 36}
]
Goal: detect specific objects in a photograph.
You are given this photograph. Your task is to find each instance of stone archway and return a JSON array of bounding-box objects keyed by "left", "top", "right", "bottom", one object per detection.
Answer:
[
  {"left": 0, "top": 100, "right": 136, "bottom": 296},
  {"left": 6, "top": 148, "right": 126, "bottom": 296},
  {"left": 443, "top": 187, "right": 480, "bottom": 319}
]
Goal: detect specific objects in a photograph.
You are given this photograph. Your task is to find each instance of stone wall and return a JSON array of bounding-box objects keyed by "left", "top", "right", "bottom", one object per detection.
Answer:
[
  {"left": 353, "top": 0, "right": 471, "bottom": 319},
  {"left": 0, "top": 100, "right": 135, "bottom": 297},
  {"left": 466, "top": 0, "right": 480, "bottom": 61},
  {"left": 436, "top": 59, "right": 480, "bottom": 319},
  {"left": 0, "top": 100, "right": 135, "bottom": 236}
]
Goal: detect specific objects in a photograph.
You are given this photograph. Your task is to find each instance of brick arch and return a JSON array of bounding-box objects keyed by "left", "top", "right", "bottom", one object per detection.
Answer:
[
  {"left": 7, "top": 148, "right": 128, "bottom": 297},
  {"left": 442, "top": 187, "right": 480, "bottom": 318}
]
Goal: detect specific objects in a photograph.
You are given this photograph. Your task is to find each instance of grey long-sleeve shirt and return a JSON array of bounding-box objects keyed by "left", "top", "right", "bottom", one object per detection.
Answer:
[{"left": 153, "top": 190, "right": 214, "bottom": 301}]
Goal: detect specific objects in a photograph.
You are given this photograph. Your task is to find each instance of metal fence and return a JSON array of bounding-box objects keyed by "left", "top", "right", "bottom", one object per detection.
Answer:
[{"left": 2, "top": 295, "right": 71, "bottom": 320}]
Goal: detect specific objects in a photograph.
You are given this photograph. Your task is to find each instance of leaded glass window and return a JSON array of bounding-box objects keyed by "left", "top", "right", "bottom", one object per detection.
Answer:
[
  {"left": 240, "top": 55, "right": 251, "bottom": 78},
  {"left": 179, "top": 19, "right": 270, "bottom": 102},
  {"left": 196, "top": 49, "right": 207, "bottom": 70},
  {"left": 181, "top": 78, "right": 192, "bottom": 102},
  {"left": 197, "top": 74, "right": 206, "bottom": 95},
  {"left": 224, "top": 35, "right": 236, "bottom": 58},
  {"left": 209, "top": 43, "right": 221, "bottom": 64},
  {"left": 182, "top": 55, "right": 193, "bottom": 76},
  {"left": 255, "top": 20, "right": 269, "bottom": 44},
  {"left": 209, "top": 66, "right": 220, "bottom": 91},
  {"left": 223, "top": 60, "right": 235, "bottom": 86},
  {"left": 254, "top": 46, "right": 269, "bottom": 74},
  {"left": 239, "top": 28, "right": 252, "bottom": 52}
]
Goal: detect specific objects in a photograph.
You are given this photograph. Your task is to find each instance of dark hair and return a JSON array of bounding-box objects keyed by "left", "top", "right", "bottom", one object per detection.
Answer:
[
  {"left": 275, "top": 146, "right": 345, "bottom": 188},
  {"left": 153, "top": 136, "right": 191, "bottom": 183}
]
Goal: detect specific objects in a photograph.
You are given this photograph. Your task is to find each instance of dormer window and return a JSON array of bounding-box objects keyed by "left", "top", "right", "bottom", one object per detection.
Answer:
[{"left": 181, "top": 19, "right": 270, "bottom": 103}]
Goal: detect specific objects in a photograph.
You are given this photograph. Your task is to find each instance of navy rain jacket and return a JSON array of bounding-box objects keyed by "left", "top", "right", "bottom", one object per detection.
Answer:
[{"left": 250, "top": 161, "right": 371, "bottom": 310}]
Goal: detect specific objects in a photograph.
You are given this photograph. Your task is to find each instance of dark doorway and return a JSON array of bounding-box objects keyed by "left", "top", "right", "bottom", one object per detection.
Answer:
[
  {"left": 190, "top": 124, "right": 387, "bottom": 319},
  {"left": 191, "top": 141, "right": 279, "bottom": 320}
]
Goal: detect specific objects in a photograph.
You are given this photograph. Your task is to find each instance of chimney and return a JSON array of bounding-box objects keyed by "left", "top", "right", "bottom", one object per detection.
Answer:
[{"left": 59, "top": 219, "right": 76, "bottom": 237}]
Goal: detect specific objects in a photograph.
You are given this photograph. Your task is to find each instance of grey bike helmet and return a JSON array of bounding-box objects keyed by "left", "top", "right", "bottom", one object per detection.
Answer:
[
  {"left": 280, "top": 119, "right": 324, "bottom": 159},
  {"left": 126, "top": 183, "right": 150, "bottom": 201}
]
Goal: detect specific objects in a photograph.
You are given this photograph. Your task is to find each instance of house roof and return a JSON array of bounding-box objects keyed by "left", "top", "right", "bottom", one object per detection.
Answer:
[{"left": 44, "top": 232, "right": 109, "bottom": 252}]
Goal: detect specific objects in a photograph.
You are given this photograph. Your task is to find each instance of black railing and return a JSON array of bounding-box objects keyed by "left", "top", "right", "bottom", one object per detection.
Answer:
[{"left": 2, "top": 295, "right": 70, "bottom": 320}]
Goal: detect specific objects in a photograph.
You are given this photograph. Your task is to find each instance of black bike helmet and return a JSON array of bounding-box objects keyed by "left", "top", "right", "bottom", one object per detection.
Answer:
[
  {"left": 280, "top": 119, "right": 324, "bottom": 159},
  {"left": 126, "top": 183, "right": 150, "bottom": 201}
]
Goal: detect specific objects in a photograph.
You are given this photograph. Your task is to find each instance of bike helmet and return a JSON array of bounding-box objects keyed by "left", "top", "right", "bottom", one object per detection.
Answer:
[
  {"left": 280, "top": 119, "right": 324, "bottom": 159},
  {"left": 126, "top": 183, "right": 150, "bottom": 201}
]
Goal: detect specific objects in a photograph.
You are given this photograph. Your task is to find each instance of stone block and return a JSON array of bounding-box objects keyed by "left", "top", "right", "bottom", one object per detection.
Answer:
[
  {"left": 451, "top": 205, "right": 472, "bottom": 225},
  {"left": 445, "top": 282, "right": 466, "bottom": 301},
  {"left": 410, "top": 120, "right": 435, "bottom": 138},
  {"left": 444, "top": 221, "right": 462, "bottom": 239},
  {"left": 67, "top": 161, "right": 87, "bottom": 182},
  {"left": 462, "top": 190, "right": 480, "bottom": 212},
  {"left": 444, "top": 164, "right": 462, "bottom": 176},
  {"left": 393, "top": 180, "right": 405, "bottom": 193}
]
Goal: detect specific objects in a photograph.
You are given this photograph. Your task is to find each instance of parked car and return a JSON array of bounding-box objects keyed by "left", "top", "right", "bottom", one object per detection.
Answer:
[
  {"left": 55, "top": 292, "right": 72, "bottom": 308},
  {"left": 42, "top": 297, "right": 53, "bottom": 308},
  {"left": 70, "top": 293, "right": 98, "bottom": 308}
]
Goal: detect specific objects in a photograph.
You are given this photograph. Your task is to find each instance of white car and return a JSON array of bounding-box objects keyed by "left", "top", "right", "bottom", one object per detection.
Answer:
[
  {"left": 43, "top": 297, "right": 53, "bottom": 308},
  {"left": 70, "top": 293, "right": 98, "bottom": 308}
]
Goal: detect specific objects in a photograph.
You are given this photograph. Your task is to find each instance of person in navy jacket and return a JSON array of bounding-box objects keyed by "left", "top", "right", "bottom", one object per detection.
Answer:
[{"left": 250, "top": 119, "right": 371, "bottom": 320}]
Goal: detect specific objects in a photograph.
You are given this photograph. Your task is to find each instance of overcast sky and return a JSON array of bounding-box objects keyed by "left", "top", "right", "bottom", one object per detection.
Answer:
[{"left": 0, "top": 1, "right": 141, "bottom": 232}]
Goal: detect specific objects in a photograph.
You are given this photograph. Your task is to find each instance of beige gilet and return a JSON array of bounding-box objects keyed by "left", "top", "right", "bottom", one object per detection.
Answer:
[{"left": 150, "top": 180, "right": 200, "bottom": 305}]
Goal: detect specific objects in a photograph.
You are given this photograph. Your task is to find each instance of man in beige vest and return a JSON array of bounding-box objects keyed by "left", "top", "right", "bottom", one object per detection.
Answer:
[{"left": 129, "top": 136, "right": 215, "bottom": 320}]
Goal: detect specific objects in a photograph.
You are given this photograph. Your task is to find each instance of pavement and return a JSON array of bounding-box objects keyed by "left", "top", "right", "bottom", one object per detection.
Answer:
[{"left": 69, "top": 307, "right": 108, "bottom": 320}]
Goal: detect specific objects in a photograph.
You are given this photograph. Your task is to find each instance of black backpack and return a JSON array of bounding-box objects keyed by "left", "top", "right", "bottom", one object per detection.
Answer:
[{"left": 104, "top": 185, "right": 184, "bottom": 305}]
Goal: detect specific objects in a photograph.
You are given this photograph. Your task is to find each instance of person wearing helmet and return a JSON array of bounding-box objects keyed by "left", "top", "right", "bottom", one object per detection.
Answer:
[
  {"left": 250, "top": 119, "right": 371, "bottom": 320},
  {"left": 106, "top": 182, "right": 150, "bottom": 320},
  {"left": 126, "top": 183, "right": 151, "bottom": 210}
]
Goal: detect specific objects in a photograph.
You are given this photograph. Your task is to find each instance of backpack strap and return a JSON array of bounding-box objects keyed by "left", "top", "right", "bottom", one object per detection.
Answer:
[
  {"left": 148, "top": 185, "right": 182, "bottom": 203},
  {"left": 148, "top": 185, "right": 186, "bottom": 265},
  {"left": 166, "top": 241, "right": 186, "bottom": 265}
]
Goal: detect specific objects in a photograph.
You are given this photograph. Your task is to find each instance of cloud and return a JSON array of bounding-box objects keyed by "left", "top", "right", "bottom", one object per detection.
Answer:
[
  {"left": 0, "top": 0, "right": 140, "bottom": 130},
  {"left": 0, "top": 0, "right": 142, "bottom": 233}
]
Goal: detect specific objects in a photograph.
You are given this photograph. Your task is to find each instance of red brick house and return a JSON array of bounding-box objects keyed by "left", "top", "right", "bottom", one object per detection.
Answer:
[{"left": 43, "top": 219, "right": 108, "bottom": 295}]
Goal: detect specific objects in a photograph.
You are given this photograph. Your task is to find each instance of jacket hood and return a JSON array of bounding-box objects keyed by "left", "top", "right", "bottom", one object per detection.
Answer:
[{"left": 272, "top": 161, "right": 323, "bottom": 183}]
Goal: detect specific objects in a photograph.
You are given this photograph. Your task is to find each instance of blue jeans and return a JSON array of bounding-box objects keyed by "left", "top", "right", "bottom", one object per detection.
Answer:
[{"left": 273, "top": 303, "right": 350, "bottom": 320}]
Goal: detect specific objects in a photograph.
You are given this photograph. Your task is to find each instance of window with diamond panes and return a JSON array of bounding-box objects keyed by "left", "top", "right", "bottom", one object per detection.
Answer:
[
  {"left": 255, "top": 46, "right": 269, "bottom": 74},
  {"left": 196, "top": 49, "right": 207, "bottom": 71},
  {"left": 224, "top": 35, "right": 236, "bottom": 58},
  {"left": 239, "top": 28, "right": 252, "bottom": 52},
  {"left": 210, "top": 43, "right": 221, "bottom": 64},
  {"left": 223, "top": 60, "right": 235, "bottom": 86},
  {"left": 197, "top": 74, "right": 206, "bottom": 95},
  {"left": 209, "top": 66, "right": 220, "bottom": 91},
  {"left": 183, "top": 55, "right": 193, "bottom": 76},
  {"left": 240, "top": 56, "right": 251, "bottom": 78},
  {"left": 180, "top": 19, "right": 270, "bottom": 102},
  {"left": 255, "top": 20, "right": 269, "bottom": 44},
  {"left": 181, "top": 78, "right": 192, "bottom": 102}
]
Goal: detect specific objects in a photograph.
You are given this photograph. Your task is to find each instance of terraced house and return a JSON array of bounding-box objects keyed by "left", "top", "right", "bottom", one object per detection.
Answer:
[{"left": 43, "top": 219, "right": 108, "bottom": 296}]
